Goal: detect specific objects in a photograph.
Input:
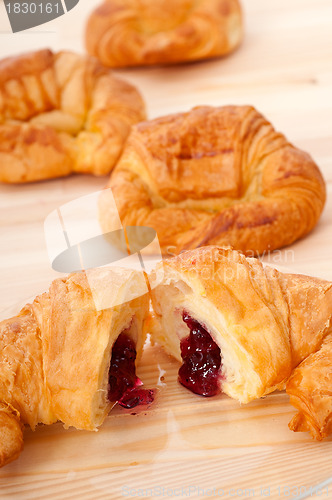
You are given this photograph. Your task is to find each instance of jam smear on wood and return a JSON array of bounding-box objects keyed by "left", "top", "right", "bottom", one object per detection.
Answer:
[
  {"left": 179, "top": 312, "right": 222, "bottom": 396},
  {"left": 108, "top": 333, "right": 154, "bottom": 409}
]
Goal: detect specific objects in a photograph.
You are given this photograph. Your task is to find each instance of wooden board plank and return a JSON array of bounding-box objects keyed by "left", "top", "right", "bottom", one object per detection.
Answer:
[{"left": 0, "top": 346, "right": 331, "bottom": 499}]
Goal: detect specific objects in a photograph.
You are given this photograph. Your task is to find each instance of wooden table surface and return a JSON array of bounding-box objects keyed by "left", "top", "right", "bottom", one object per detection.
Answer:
[{"left": 0, "top": 0, "right": 332, "bottom": 498}]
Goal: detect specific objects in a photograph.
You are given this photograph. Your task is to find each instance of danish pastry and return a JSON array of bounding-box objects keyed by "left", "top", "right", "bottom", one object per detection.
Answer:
[
  {"left": 100, "top": 105, "right": 326, "bottom": 256},
  {"left": 85, "top": 0, "right": 243, "bottom": 67},
  {"left": 148, "top": 246, "right": 332, "bottom": 440},
  {"left": 0, "top": 49, "right": 146, "bottom": 183},
  {"left": 0, "top": 270, "right": 150, "bottom": 467}
]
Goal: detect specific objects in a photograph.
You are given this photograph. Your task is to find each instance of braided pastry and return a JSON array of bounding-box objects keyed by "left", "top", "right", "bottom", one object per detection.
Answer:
[
  {"left": 149, "top": 246, "right": 332, "bottom": 440},
  {"left": 0, "top": 49, "right": 146, "bottom": 183},
  {"left": 85, "top": 0, "right": 243, "bottom": 67},
  {"left": 100, "top": 105, "right": 326, "bottom": 256},
  {"left": 0, "top": 270, "right": 150, "bottom": 467}
]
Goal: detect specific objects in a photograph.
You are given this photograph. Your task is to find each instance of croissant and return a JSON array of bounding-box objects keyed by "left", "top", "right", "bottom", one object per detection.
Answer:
[
  {"left": 99, "top": 105, "right": 326, "bottom": 257},
  {"left": 0, "top": 270, "right": 150, "bottom": 467},
  {"left": 148, "top": 246, "right": 332, "bottom": 440},
  {"left": 0, "top": 49, "right": 146, "bottom": 183},
  {"left": 85, "top": 0, "right": 243, "bottom": 67}
]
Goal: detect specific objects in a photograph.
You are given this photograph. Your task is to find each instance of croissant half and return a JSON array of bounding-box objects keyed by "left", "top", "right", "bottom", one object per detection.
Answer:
[
  {"left": 0, "top": 49, "right": 146, "bottom": 183},
  {"left": 85, "top": 0, "right": 243, "bottom": 67},
  {"left": 149, "top": 246, "right": 332, "bottom": 440},
  {"left": 0, "top": 270, "right": 149, "bottom": 467},
  {"left": 100, "top": 105, "right": 326, "bottom": 257}
]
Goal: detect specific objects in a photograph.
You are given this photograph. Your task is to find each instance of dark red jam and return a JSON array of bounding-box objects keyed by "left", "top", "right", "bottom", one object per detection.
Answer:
[
  {"left": 108, "top": 333, "right": 154, "bottom": 409},
  {"left": 179, "top": 312, "right": 222, "bottom": 397},
  {"left": 118, "top": 388, "right": 155, "bottom": 409}
]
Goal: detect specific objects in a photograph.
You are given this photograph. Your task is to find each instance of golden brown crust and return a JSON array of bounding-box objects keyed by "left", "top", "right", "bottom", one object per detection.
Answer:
[
  {"left": 0, "top": 49, "right": 146, "bottom": 183},
  {"left": 0, "top": 305, "right": 49, "bottom": 429},
  {"left": 0, "top": 269, "right": 149, "bottom": 466},
  {"left": 148, "top": 246, "right": 332, "bottom": 438},
  {"left": 0, "top": 403, "right": 23, "bottom": 468},
  {"left": 287, "top": 336, "right": 332, "bottom": 440},
  {"left": 85, "top": 0, "right": 243, "bottom": 67},
  {"left": 100, "top": 106, "right": 326, "bottom": 256}
]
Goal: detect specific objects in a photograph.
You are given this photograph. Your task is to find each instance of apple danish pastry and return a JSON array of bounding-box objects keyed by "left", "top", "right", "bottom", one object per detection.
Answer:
[{"left": 0, "top": 49, "right": 146, "bottom": 183}]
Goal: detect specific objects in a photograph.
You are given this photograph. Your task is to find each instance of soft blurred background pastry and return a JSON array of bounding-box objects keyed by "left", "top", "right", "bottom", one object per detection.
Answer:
[
  {"left": 85, "top": 0, "right": 243, "bottom": 67},
  {"left": 0, "top": 49, "right": 146, "bottom": 183}
]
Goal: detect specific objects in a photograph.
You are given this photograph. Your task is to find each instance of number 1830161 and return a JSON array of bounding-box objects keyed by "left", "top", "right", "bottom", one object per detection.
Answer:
[{"left": 5, "top": 2, "right": 61, "bottom": 14}]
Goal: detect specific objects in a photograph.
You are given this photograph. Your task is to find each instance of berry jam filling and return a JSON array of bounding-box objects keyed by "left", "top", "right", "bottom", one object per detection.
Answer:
[
  {"left": 108, "top": 333, "right": 154, "bottom": 409},
  {"left": 179, "top": 312, "right": 222, "bottom": 397}
]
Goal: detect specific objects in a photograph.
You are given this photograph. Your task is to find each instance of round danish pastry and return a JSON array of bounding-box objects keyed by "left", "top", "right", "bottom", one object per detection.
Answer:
[
  {"left": 85, "top": 0, "right": 243, "bottom": 67},
  {"left": 0, "top": 49, "right": 146, "bottom": 183},
  {"left": 99, "top": 105, "right": 326, "bottom": 256}
]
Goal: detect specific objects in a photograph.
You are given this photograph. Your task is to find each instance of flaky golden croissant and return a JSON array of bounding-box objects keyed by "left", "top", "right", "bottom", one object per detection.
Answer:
[
  {"left": 148, "top": 246, "right": 332, "bottom": 440},
  {"left": 99, "top": 105, "right": 326, "bottom": 257},
  {"left": 0, "top": 49, "right": 146, "bottom": 183},
  {"left": 0, "top": 270, "right": 150, "bottom": 467},
  {"left": 85, "top": 0, "right": 243, "bottom": 67}
]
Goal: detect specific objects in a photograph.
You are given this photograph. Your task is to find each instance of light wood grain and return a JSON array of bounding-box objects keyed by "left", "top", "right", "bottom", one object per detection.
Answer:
[
  {"left": 0, "top": 0, "right": 332, "bottom": 498},
  {"left": 0, "top": 346, "right": 331, "bottom": 500}
]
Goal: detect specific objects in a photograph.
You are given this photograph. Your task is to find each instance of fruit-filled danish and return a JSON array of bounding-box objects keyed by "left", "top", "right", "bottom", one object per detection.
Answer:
[
  {"left": 149, "top": 246, "right": 332, "bottom": 440},
  {"left": 0, "top": 270, "right": 152, "bottom": 467}
]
